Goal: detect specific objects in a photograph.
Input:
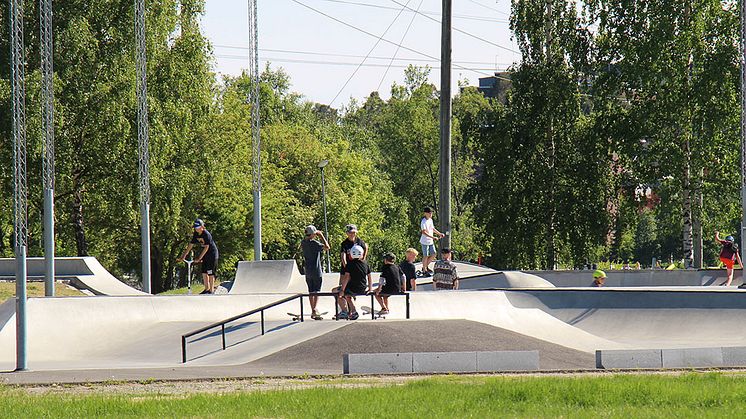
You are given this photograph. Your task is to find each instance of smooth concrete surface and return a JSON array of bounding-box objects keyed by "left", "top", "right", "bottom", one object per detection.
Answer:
[
  {"left": 476, "top": 351, "right": 540, "bottom": 372},
  {"left": 722, "top": 347, "right": 746, "bottom": 367},
  {"left": 412, "top": 352, "right": 477, "bottom": 373},
  {"left": 0, "top": 257, "right": 145, "bottom": 296},
  {"left": 343, "top": 353, "right": 413, "bottom": 374},
  {"left": 596, "top": 350, "right": 663, "bottom": 369},
  {"left": 524, "top": 269, "right": 741, "bottom": 288},
  {"left": 662, "top": 348, "right": 724, "bottom": 369},
  {"left": 231, "top": 260, "right": 306, "bottom": 294}
]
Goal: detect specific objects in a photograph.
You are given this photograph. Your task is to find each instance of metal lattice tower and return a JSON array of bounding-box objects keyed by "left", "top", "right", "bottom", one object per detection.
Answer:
[
  {"left": 249, "top": 0, "right": 262, "bottom": 261},
  {"left": 11, "top": 0, "right": 28, "bottom": 250},
  {"left": 135, "top": 0, "right": 152, "bottom": 292},
  {"left": 10, "top": 0, "right": 29, "bottom": 371},
  {"left": 741, "top": 0, "right": 746, "bottom": 268},
  {"left": 40, "top": 0, "right": 56, "bottom": 296}
]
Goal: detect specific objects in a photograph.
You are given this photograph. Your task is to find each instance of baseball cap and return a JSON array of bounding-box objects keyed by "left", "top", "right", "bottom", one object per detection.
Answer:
[
  {"left": 345, "top": 224, "right": 358, "bottom": 233},
  {"left": 193, "top": 219, "right": 205, "bottom": 228},
  {"left": 383, "top": 252, "right": 396, "bottom": 261},
  {"left": 441, "top": 248, "right": 451, "bottom": 254},
  {"left": 423, "top": 206, "right": 433, "bottom": 213},
  {"left": 305, "top": 225, "right": 317, "bottom": 236}
]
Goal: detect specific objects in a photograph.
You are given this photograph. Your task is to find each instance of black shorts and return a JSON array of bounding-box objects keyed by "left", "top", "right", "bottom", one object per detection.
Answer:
[
  {"left": 380, "top": 285, "right": 401, "bottom": 295},
  {"left": 344, "top": 286, "right": 366, "bottom": 296},
  {"left": 201, "top": 257, "right": 218, "bottom": 275},
  {"left": 306, "top": 276, "right": 322, "bottom": 293}
]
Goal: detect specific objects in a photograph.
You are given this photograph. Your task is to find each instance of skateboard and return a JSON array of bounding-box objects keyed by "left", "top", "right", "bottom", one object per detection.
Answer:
[
  {"left": 287, "top": 312, "right": 328, "bottom": 321},
  {"left": 360, "top": 305, "right": 386, "bottom": 319}
]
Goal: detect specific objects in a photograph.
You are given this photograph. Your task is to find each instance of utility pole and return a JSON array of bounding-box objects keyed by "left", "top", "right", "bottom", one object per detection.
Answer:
[
  {"left": 741, "top": 0, "right": 746, "bottom": 274},
  {"left": 249, "top": 0, "right": 262, "bottom": 261},
  {"left": 439, "top": 0, "right": 452, "bottom": 252},
  {"left": 40, "top": 0, "right": 56, "bottom": 296},
  {"left": 135, "top": 0, "right": 152, "bottom": 293},
  {"left": 11, "top": 0, "right": 29, "bottom": 371}
]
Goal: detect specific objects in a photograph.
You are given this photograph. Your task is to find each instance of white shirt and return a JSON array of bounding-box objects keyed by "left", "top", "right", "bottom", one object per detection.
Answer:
[{"left": 420, "top": 217, "right": 434, "bottom": 245}]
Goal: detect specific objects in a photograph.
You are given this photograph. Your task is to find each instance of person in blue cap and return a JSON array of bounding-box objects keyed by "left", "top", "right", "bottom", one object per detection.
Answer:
[{"left": 177, "top": 219, "right": 219, "bottom": 294}]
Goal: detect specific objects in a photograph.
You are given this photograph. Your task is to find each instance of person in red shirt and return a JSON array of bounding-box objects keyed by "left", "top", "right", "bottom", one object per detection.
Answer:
[{"left": 716, "top": 231, "right": 742, "bottom": 286}]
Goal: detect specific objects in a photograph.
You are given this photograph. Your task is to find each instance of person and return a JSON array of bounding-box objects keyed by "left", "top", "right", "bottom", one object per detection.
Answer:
[
  {"left": 177, "top": 219, "right": 219, "bottom": 294},
  {"left": 338, "top": 224, "right": 368, "bottom": 285},
  {"left": 592, "top": 269, "right": 606, "bottom": 287},
  {"left": 375, "top": 252, "right": 403, "bottom": 315},
  {"left": 399, "top": 248, "right": 419, "bottom": 291},
  {"left": 420, "top": 207, "right": 444, "bottom": 277},
  {"left": 432, "top": 248, "right": 459, "bottom": 290},
  {"left": 300, "top": 225, "right": 330, "bottom": 319},
  {"left": 716, "top": 231, "right": 742, "bottom": 286},
  {"left": 337, "top": 245, "right": 371, "bottom": 320}
]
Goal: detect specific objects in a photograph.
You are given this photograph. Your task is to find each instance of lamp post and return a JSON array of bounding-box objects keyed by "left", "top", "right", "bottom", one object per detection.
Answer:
[{"left": 318, "top": 160, "right": 331, "bottom": 273}]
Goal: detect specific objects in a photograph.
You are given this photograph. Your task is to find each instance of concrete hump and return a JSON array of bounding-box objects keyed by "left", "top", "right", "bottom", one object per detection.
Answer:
[
  {"left": 231, "top": 260, "right": 306, "bottom": 294},
  {"left": 502, "top": 272, "right": 555, "bottom": 288}
]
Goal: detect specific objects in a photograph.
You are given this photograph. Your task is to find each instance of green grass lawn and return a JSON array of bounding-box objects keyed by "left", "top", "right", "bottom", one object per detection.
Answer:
[
  {"left": 3, "top": 373, "right": 746, "bottom": 418},
  {"left": 0, "top": 282, "right": 86, "bottom": 302}
]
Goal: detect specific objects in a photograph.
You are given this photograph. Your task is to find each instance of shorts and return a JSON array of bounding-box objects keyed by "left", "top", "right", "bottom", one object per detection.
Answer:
[
  {"left": 306, "top": 276, "right": 322, "bottom": 293},
  {"left": 434, "top": 282, "right": 454, "bottom": 290},
  {"left": 380, "top": 285, "right": 401, "bottom": 295},
  {"left": 721, "top": 257, "right": 735, "bottom": 269},
  {"left": 421, "top": 244, "right": 436, "bottom": 257},
  {"left": 344, "top": 286, "right": 366, "bottom": 296},
  {"left": 201, "top": 257, "right": 218, "bottom": 275}
]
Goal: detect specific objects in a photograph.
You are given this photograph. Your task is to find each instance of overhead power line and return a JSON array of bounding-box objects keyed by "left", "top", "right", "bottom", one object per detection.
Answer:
[
  {"left": 387, "top": 0, "right": 518, "bottom": 54},
  {"left": 311, "top": 0, "right": 509, "bottom": 23},
  {"left": 288, "top": 0, "right": 493, "bottom": 77},
  {"left": 377, "top": 0, "right": 425, "bottom": 91},
  {"left": 465, "top": 0, "right": 510, "bottom": 17}
]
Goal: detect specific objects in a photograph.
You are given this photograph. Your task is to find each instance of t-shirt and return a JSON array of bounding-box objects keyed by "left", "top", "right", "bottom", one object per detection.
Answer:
[
  {"left": 301, "top": 239, "right": 325, "bottom": 279},
  {"left": 344, "top": 259, "right": 370, "bottom": 293},
  {"left": 720, "top": 240, "right": 739, "bottom": 260},
  {"left": 191, "top": 229, "right": 218, "bottom": 259},
  {"left": 399, "top": 260, "right": 417, "bottom": 281},
  {"left": 420, "top": 217, "right": 434, "bottom": 245},
  {"left": 433, "top": 259, "right": 459, "bottom": 289},
  {"left": 340, "top": 237, "right": 366, "bottom": 266},
  {"left": 380, "top": 264, "right": 403, "bottom": 293}
]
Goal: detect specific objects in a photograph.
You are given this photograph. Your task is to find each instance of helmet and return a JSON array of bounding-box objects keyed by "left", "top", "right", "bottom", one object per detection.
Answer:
[
  {"left": 726, "top": 235, "right": 735, "bottom": 242},
  {"left": 349, "top": 245, "right": 364, "bottom": 260},
  {"left": 593, "top": 269, "right": 607, "bottom": 279}
]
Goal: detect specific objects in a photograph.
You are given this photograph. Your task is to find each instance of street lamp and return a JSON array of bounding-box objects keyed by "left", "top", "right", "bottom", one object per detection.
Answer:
[{"left": 318, "top": 160, "right": 331, "bottom": 273}]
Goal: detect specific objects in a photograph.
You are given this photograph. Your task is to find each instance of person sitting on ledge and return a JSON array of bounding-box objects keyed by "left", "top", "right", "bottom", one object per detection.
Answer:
[
  {"left": 375, "top": 252, "right": 403, "bottom": 315},
  {"left": 592, "top": 269, "right": 606, "bottom": 287}
]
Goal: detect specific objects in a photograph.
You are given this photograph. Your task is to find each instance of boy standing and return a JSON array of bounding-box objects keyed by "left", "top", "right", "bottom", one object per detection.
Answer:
[
  {"left": 420, "top": 207, "right": 444, "bottom": 276},
  {"left": 177, "top": 219, "right": 219, "bottom": 294},
  {"left": 399, "top": 248, "right": 419, "bottom": 291},
  {"left": 300, "top": 225, "right": 330, "bottom": 319},
  {"left": 432, "top": 248, "right": 459, "bottom": 290},
  {"left": 716, "top": 231, "right": 743, "bottom": 286},
  {"left": 375, "top": 252, "right": 403, "bottom": 315},
  {"left": 338, "top": 224, "right": 368, "bottom": 282},
  {"left": 337, "top": 245, "right": 371, "bottom": 320}
]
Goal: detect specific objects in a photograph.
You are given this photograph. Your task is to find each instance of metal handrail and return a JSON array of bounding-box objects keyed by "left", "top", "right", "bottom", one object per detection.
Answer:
[{"left": 181, "top": 291, "right": 410, "bottom": 363}]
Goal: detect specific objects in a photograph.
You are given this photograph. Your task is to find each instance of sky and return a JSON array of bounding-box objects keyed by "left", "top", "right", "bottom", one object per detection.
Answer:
[{"left": 199, "top": 0, "right": 519, "bottom": 107}]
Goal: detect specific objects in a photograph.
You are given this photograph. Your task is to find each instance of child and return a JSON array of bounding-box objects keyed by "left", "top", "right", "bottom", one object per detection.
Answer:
[
  {"left": 716, "top": 231, "right": 742, "bottom": 286},
  {"left": 375, "top": 252, "right": 403, "bottom": 315},
  {"left": 337, "top": 245, "right": 371, "bottom": 320},
  {"left": 399, "top": 248, "right": 418, "bottom": 291},
  {"left": 177, "top": 219, "right": 219, "bottom": 294},
  {"left": 300, "top": 225, "right": 330, "bottom": 319},
  {"left": 592, "top": 270, "right": 606, "bottom": 287}
]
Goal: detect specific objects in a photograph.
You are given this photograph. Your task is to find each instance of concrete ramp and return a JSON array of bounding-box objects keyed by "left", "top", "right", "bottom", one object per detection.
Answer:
[
  {"left": 0, "top": 257, "right": 146, "bottom": 296},
  {"left": 231, "top": 260, "right": 306, "bottom": 294},
  {"left": 459, "top": 271, "right": 555, "bottom": 289}
]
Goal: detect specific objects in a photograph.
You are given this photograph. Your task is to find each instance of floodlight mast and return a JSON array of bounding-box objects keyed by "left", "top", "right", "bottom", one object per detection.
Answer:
[
  {"left": 135, "top": 0, "right": 152, "bottom": 293},
  {"left": 741, "top": 0, "right": 746, "bottom": 273},
  {"left": 249, "top": 0, "right": 262, "bottom": 261},
  {"left": 40, "top": 0, "right": 56, "bottom": 297}
]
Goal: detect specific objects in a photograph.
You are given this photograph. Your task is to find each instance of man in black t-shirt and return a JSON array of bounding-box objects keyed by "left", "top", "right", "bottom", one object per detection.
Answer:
[
  {"left": 177, "top": 219, "right": 219, "bottom": 294},
  {"left": 337, "top": 224, "right": 368, "bottom": 284},
  {"left": 399, "top": 248, "right": 419, "bottom": 291}
]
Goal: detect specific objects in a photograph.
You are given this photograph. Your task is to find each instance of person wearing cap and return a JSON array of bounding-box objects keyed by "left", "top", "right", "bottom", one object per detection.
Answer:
[
  {"left": 338, "top": 224, "right": 368, "bottom": 280},
  {"left": 716, "top": 231, "right": 742, "bottom": 286},
  {"left": 375, "top": 252, "right": 403, "bottom": 315},
  {"left": 592, "top": 270, "right": 606, "bottom": 287},
  {"left": 177, "top": 219, "right": 219, "bottom": 294},
  {"left": 420, "top": 207, "right": 444, "bottom": 277},
  {"left": 432, "top": 248, "right": 459, "bottom": 290},
  {"left": 300, "top": 225, "right": 330, "bottom": 319}
]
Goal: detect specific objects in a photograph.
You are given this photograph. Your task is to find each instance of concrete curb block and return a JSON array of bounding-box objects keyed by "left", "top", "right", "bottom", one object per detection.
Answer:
[
  {"left": 597, "top": 347, "right": 746, "bottom": 369},
  {"left": 344, "top": 351, "right": 540, "bottom": 374}
]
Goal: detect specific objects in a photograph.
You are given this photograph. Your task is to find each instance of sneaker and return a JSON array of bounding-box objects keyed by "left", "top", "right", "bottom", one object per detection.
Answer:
[
  {"left": 378, "top": 309, "right": 389, "bottom": 315},
  {"left": 311, "top": 310, "right": 323, "bottom": 320},
  {"left": 199, "top": 289, "right": 210, "bottom": 294},
  {"left": 336, "top": 311, "right": 349, "bottom": 320},
  {"left": 422, "top": 271, "right": 432, "bottom": 278},
  {"left": 739, "top": 284, "right": 746, "bottom": 289},
  {"left": 349, "top": 311, "right": 359, "bottom": 320}
]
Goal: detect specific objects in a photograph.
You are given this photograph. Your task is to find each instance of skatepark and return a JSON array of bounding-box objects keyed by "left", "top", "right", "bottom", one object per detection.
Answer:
[{"left": 3, "top": 258, "right": 746, "bottom": 384}]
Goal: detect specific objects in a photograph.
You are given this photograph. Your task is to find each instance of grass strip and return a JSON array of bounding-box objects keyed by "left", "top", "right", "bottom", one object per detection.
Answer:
[{"left": 2, "top": 372, "right": 745, "bottom": 418}]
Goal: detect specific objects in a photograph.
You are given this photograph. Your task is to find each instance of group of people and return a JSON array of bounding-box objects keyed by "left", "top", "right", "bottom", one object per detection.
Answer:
[{"left": 299, "top": 207, "right": 460, "bottom": 320}]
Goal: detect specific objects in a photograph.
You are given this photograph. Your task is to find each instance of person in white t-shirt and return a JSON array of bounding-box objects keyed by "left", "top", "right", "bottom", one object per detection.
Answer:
[{"left": 419, "top": 206, "right": 444, "bottom": 277}]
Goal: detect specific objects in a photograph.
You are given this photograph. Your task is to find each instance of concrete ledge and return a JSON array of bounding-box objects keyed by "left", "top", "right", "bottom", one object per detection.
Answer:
[
  {"left": 413, "top": 352, "right": 477, "bottom": 373},
  {"left": 722, "top": 347, "right": 746, "bottom": 367},
  {"left": 662, "top": 348, "right": 723, "bottom": 369},
  {"left": 596, "top": 349, "right": 662, "bottom": 369},
  {"left": 343, "top": 353, "right": 413, "bottom": 374},
  {"left": 344, "top": 351, "right": 541, "bottom": 374},
  {"left": 477, "top": 351, "right": 539, "bottom": 372}
]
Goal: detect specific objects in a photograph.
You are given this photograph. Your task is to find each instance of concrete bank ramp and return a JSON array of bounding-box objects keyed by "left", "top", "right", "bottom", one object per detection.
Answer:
[
  {"left": 0, "top": 257, "right": 145, "bottom": 296},
  {"left": 458, "top": 271, "right": 555, "bottom": 289},
  {"left": 231, "top": 260, "right": 306, "bottom": 294}
]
